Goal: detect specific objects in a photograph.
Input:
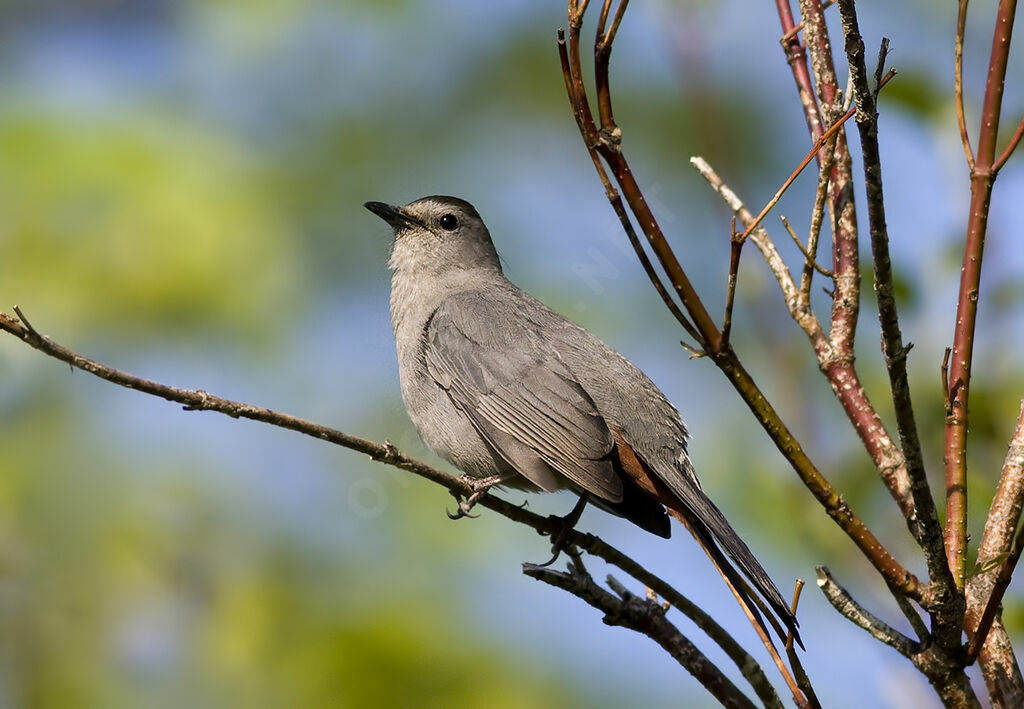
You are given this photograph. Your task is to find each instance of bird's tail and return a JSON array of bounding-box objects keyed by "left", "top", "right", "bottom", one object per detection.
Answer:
[
  {"left": 666, "top": 488, "right": 802, "bottom": 649},
  {"left": 609, "top": 434, "right": 800, "bottom": 647}
]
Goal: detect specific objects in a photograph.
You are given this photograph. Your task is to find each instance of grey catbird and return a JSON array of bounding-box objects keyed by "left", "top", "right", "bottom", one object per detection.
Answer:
[{"left": 366, "top": 195, "right": 799, "bottom": 644}]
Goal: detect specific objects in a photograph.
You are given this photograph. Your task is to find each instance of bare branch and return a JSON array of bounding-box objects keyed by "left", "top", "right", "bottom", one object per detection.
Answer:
[
  {"left": 775, "top": 1, "right": 825, "bottom": 152},
  {"left": 945, "top": 0, "right": 1019, "bottom": 593},
  {"left": 524, "top": 561, "right": 760, "bottom": 709},
  {"left": 835, "top": 4, "right": 956, "bottom": 638},
  {"left": 721, "top": 223, "right": 742, "bottom": 349},
  {"left": 994, "top": 113, "right": 1024, "bottom": 172},
  {"left": 0, "top": 306, "right": 793, "bottom": 702},
  {"left": 736, "top": 103, "right": 857, "bottom": 244},
  {"left": 556, "top": 29, "right": 702, "bottom": 346},
  {"left": 965, "top": 400, "right": 1024, "bottom": 694},
  {"left": 815, "top": 566, "right": 917, "bottom": 657},
  {"left": 779, "top": 0, "right": 835, "bottom": 43},
  {"left": 956, "top": 0, "right": 975, "bottom": 169},
  {"left": 692, "top": 156, "right": 920, "bottom": 539},
  {"left": 785, "top": 580, "right": 824, "bottom": 709}
]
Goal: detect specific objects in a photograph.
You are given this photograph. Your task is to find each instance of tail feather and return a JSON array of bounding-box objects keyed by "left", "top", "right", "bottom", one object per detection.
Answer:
[
  {"left": 669, "top": 485, "right": 802, "bottom": 648},
  {"left": 609, "top": 435, "right": 800, "bottom": 647}
]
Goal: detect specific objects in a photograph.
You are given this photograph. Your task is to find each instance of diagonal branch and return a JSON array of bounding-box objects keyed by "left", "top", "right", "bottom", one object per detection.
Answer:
[
  {"left": 525, "top": 561, "right": 762, "bottom": 709},
  {"left": 691, "top": 156, "right": 922, "bottom": 552},
  {"left": 556, "top": 28, "right": 702, "bottom": 347},
  {"left": 993, "top": 111, "right": 1024, "bottom": 172},
  {"left": 815, "top": 566, "right": 917, "bottom": 657},
  {"left": 0, "top": 307, "right": 782, "bottom": 701}
]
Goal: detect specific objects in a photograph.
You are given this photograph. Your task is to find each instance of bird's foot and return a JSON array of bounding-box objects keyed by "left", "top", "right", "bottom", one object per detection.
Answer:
[
  {"left": 446, "top": 473, "right": 511, "bottom": 520},
  {"left": 534, "top": 494, "right": 589, "bottom": 567}
]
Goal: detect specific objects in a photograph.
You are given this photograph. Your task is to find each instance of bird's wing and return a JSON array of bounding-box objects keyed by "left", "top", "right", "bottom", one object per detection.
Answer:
[{"left": 423, "top": 300, "right": 622, "bottom": 502}]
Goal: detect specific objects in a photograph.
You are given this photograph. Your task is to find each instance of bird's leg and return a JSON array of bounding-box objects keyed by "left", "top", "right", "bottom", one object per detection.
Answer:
[
  {"left": 446, "top": 472, "right": 515, "bottom": 520},
  {"left": 535, "top": 493, "right": 590, "bottom": 567}
]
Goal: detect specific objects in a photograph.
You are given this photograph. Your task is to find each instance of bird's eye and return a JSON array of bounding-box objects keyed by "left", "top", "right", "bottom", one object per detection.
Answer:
[{"left": 438, "top": 214, "right": 459, "bottom": 231}]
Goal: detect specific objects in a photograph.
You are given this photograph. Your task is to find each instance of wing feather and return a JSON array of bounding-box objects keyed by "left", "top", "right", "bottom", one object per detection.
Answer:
[{"left": 424, "top": 303, "right": 622, "bottom": 502}]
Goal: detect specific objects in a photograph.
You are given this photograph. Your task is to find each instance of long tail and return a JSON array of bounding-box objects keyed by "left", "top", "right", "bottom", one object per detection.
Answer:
[
  {"left": 669, "top": 503, "right": 801, "bottom": 649},
  {"left": 610, "top": 434, "right": 801, "bottom": 647},
  {"left": 667, "top": 487, "right": 802, "bottom": 647}
]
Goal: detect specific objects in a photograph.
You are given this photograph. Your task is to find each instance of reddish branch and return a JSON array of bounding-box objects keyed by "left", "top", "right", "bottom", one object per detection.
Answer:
[
  {"left": 773, "top": 0, "right": 924, "bottom": 538},
  {"left": 945, "top": 0, "right": 1019, "bottom": 592}
]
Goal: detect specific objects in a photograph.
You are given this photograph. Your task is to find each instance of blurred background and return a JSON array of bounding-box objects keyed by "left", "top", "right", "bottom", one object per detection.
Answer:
[{"left": 1, "top": 0, "right": 1022, "bottom": 706}]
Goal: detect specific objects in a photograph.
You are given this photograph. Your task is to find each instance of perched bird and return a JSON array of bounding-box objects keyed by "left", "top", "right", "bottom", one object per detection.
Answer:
[{"left": 366, "top": 195, "right": 798, "bottom": 645}]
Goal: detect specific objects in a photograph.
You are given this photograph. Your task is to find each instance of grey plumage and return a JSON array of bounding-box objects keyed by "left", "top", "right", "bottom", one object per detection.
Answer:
[{"left": 366, "top": 195, "right": 799, "bottom": 645}]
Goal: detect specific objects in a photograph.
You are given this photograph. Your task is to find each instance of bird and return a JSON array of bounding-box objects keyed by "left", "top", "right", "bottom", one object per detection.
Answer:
[{"left": 366, "top": 195, "right": 799, "bottom": 646}]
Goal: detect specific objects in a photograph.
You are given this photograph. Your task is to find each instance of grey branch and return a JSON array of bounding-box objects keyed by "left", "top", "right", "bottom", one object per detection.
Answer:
[
  {"left": 815, "top": 566, "right": 917, "bottom": 656},
  {"left": 0, "top": 306, "right": 776, "bottom": 704},
  {"left": 525, "top": 561, "right": 763, "bottom": 709}
]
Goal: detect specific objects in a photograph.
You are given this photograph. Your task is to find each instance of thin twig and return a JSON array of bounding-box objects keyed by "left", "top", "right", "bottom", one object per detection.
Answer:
[
  {"left": 786, "top": 580, "right": 805, "bottom": 653},
  {"left": 737, "top": 103, "right": 857, "bottom": 243},
  {"left": 779, "top": 0, "right": 836, "bottom": 43},
  {"left": 785, "top": 580, "right": 822, "bottom": 709},
  {"left": 721, "top": 220, "right": 742, "bottom": 348},
  {"left": 993, "top": 113, "right": 1024, "bottom": 172},
  {"left": 800, "top": 123, "right": 839, "bottom": 303},
  {"left": 942, "top": 347, "right": 953, "bottom": 415},
  {"left": 956, "top": 0, "right": 975, "bottom": 170},
  {"left": 780, "top": 215, "right": 833, "bottom": 279}
]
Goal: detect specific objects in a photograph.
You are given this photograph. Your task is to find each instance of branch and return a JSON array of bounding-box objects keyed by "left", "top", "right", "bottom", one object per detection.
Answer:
[
  {"left": 965, "top": 400, "right": 1024, "bottom": 694},
  {"left": 775, "top": 0, "right": 825, "bottom": 153},
  {"left": 994, "top": 113, "right": 1024, "bottom": 172},
  {"left": 785, "top": 580, "right": 823, "bottom": 708},
  {"left": 556, "top": 27, "right": 702, "bottom": 348},
  {"left": 968, "top": 527, "right": 1024, "bottom": 661},
  {"left": 736, "top": 102, "right": 857, "bottom": 243},
  {"left": 945, "top": 0, "right": 1019, "bottom": 592},
  {"left": 956, "top": 0, "right": 975, "bottom": 169},
  {"left": 525, "top": 561, "right": 761, "bottom": 709},
  {"left": 815, "top": 566, "right": 917, "bottom": 657},
  {"left": 835, "top": 1, "right": 958, "bottom": 643},
  {"left": 0, "top": 306, "right": 786, "bottom": 701}
]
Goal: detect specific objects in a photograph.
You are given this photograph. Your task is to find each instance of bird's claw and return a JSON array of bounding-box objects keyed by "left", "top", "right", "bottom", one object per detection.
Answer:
[
  {"left": 532, "top": 494, "right": 590, "bottom": 566},
  {"left": 533, "top": 545, "right": 563, "bottom": 568},
  {"left": 446, "top": 488, "right": 483, "bottom": 520}
]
